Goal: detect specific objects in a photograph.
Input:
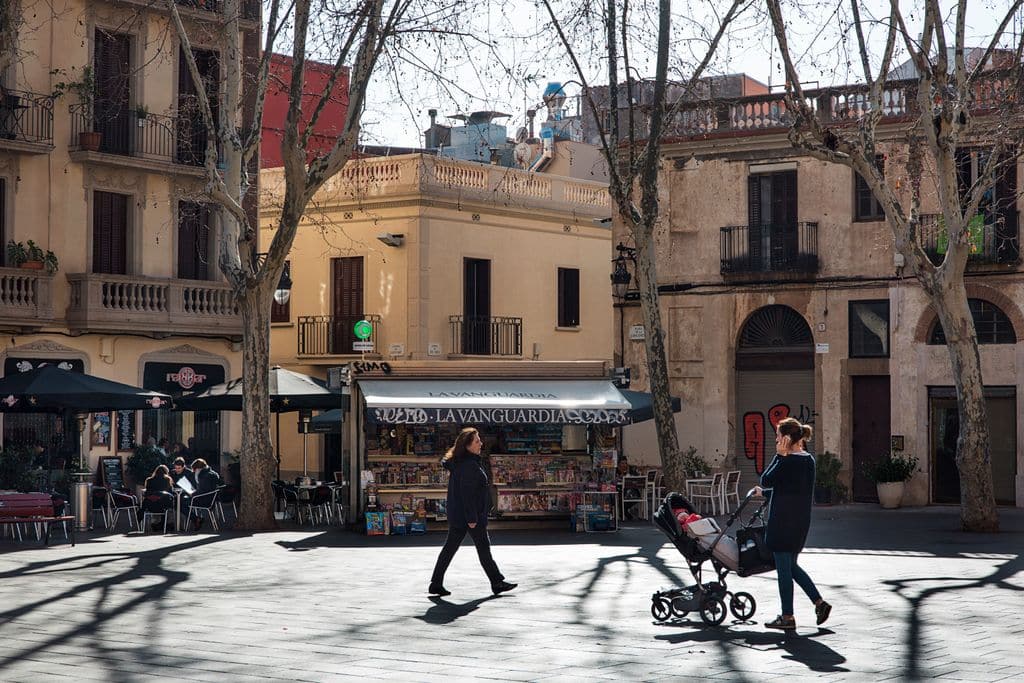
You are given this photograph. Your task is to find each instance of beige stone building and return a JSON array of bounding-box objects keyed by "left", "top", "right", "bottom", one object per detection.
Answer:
[
  {"left": 618, "top": 79, "right": 1023, "bottom": 508},
  {"left": 260, "top": 154, "right": 613, "bottom": 479},
  {"left": 1, "top": 0, "right": 258, "bottom": 476}
]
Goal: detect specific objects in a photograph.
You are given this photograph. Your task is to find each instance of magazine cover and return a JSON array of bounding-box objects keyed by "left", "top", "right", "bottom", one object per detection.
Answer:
[{"left": 365, "top": 511, "right": 390, "bottom": 536}]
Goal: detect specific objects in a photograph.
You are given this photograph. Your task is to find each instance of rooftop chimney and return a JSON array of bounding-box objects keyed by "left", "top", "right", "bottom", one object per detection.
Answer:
[{"left": 526, "top": 108, "right": 537, "bottom": 139}]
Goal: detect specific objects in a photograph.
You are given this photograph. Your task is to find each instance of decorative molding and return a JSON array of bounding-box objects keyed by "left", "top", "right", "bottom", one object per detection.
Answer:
[
  {"left": 85, "top": 166, "right": 147, "bottom": 194},
  {"left": 137, "top": 344, "right": 232, "bottom": 383},
  {"left": 5, "top": 339, "right": 84, "bottom": 355},
  {"left": 147, "top": 343, "right": 223, "bottom": 359}
]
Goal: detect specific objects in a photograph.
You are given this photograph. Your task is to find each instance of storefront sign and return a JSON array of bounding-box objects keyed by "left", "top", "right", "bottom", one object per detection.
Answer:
[
  {"left": 117, "top": 410, "right": 136, "bottom": 452},
  {"left": 351, "top": 361, "right": 392, "bottom": 375},
  {"left": 368, "top": 406, "right": 630, "bottom": 425},
  {"left": 4, "top": 357, "right": 85, "bottom": 375},
  {"left": 143, "top": 362, "right": 224, "bottom": 397}
]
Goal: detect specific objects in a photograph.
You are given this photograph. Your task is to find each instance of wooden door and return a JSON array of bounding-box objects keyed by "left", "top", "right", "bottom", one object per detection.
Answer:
[
  {"left": 748, "top": 171, "right": 797, "bottom": 270},
  {"left": 93, "top": 191, "right": 128, "bottom": 274},
  {"left": 331, "top": 257, "right": 364, "bottom": 354},
  {"left": 463, "top": 258, "right": 491, "bottom": 354},
  {"left": 94, "top": 30, "right": 132, "bottom": 154},
  {"left": 851, "top": 375, "right": 891, "bottom": 502}
]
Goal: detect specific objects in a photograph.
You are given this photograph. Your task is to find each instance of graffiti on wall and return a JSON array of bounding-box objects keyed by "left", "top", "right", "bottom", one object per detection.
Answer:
[{"left": 742, "top": 403, "right": 816, "bottom": 473}]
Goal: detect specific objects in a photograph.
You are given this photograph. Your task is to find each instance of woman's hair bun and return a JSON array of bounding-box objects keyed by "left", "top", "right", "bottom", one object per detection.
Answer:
[{"left": 801, "top": 424, "right": 813, "bottom": 442}]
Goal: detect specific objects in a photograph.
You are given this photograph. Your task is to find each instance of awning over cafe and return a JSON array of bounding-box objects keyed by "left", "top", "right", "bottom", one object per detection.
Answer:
[{"left": 360, "top": 379, "right": 633, "bottom": 425}]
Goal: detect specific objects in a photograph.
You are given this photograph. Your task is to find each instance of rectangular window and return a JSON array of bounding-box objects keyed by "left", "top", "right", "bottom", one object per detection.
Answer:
[
  {"left": 92, "top": 190, "right": 128, "bottom": 274},
  {"left": 849, "top": 300, "right": 890, "bottom": 358},
  {"left": 557, "top": 267, "right": 580, "bottom": 327},
  {"left": 854, "top": 156, "right": 885, "bottom": 221},
  {"left": 177, "top": 201, "right": 210, "bottom": 280},
  {"left": 271, "top": 260, "right": 291, "bottom": 323},
  {"left": 0, "top": 178, "right": 5, "bottom": 267}
]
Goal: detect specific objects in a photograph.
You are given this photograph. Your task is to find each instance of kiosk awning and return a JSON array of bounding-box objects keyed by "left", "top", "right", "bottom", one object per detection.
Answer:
[{"left": 360, "top": 379, "right": 632, "bottom": 425}]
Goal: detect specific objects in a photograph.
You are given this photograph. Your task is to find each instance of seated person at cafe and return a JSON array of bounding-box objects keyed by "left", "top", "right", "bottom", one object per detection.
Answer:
[
  {"left": 616, "top": 456, "right": 643, "bottom": 520},
  {"left": 171, "top": 457, "right": 196, "bottom": 488},
  {"left": 141, "top": 465, "right": 175, "bottom": 526},
  {"left": 187, "top": 458, "right": 222, "bottom": 530}
]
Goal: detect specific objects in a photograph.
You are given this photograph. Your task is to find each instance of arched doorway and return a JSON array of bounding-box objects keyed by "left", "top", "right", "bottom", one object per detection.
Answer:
[{"left": 735, "top": 305, "right": 815, "bottom": 487}]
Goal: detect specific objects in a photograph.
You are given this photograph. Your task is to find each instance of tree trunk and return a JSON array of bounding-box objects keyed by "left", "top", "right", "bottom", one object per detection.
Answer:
[
  {"left": 930, "top": 281, "right": 999, "bottom": 532},
  {"left": 235, "top": 285, "right": 279, "bottom": 530},
  {"left": 633, "top": 230, "right": 684, "bottom": 492}
]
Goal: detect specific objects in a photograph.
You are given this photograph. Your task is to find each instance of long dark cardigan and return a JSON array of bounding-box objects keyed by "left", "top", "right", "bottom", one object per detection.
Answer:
[
  {"left": 443, "top": 454, "right": 491, "bottom": 528},
  {"left": 760, "top": 451, "right": 816, "bottom": 553}
]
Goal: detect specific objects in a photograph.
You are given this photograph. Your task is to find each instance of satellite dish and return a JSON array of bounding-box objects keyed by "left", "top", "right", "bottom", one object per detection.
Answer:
[{"left": 514, "top": 142, "right": 534, "bottom": 168}]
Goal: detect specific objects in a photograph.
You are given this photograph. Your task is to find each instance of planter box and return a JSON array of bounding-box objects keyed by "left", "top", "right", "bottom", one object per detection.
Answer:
[{"left": 877, "top": 481, "right": 905, "bottom": 509}]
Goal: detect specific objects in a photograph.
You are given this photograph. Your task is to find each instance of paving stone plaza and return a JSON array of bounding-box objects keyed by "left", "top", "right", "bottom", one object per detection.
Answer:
[{"left": 0, "top": 505, "right": 1022, "bottom": 682}]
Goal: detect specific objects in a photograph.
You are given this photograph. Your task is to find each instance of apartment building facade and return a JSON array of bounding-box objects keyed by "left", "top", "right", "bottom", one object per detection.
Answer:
[
  {"left": 260, "top": 154, "right": 613, "bottom": 479},
  {"left": 0, "top": 0, "right": 258, "bottom": 472},
  {"left": 617, "top": 77, "right": 1023, "bottom": 508}
]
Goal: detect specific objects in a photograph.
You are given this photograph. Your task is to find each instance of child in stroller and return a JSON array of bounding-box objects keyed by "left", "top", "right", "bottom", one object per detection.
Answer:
[{"left": 650, "top": 490, "right": 775, "bottom": 625}]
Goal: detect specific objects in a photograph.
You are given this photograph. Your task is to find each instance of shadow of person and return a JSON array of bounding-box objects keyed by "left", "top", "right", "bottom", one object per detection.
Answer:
[
  {"left": 655, "top": 626, "right": 848, "bottom": 673},
  {"left": 416, "top": 595, "right": 498, "bottom": 625}
]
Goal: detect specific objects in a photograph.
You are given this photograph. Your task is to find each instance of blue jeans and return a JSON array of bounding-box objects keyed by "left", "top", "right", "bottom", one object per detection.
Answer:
[{"left": 773, "top": 551, "right": 822, "bottom": 615}]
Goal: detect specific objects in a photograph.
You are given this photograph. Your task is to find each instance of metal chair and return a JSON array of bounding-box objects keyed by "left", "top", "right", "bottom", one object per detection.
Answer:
[
  {"left": 646, "top": 470, "right": 665, "bottom": 516},
  {"left": 216, "top": 484, "right": 238, "bottom": 522},
  {"left": 722, "top": 470, "right": 742, "bottom": 512},
  {"left": 141, "top": 509, "right": 170, "bottom": 534},
  {"left": 91, "top": 486, "right": 110, "bottom": 529},
  {"left": 619, "top": 475, "right": 648, "bottom": 520},
  {"left": 689, "top": 472, "right": 724, "bottom": 516},
  {"left": 107, "top": 489, "right": 140, "bottom": 532},
  {"left": 186, "top": 490, "right": 220, "bottom": 531}
]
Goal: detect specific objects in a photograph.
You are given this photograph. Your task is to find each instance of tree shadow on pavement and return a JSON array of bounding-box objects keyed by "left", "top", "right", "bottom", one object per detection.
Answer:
[
  {"left": 416, "top": 595, "right": 499, "bottom": 625},
  {"left": 654, "top": 624, "right": 848, "bottom": 673},
  {"left": 884, "top": 551, "right": 1023, "bottom": 680},
  {"left": 0, "top": 534, "right": 239, "bottom": 677}
]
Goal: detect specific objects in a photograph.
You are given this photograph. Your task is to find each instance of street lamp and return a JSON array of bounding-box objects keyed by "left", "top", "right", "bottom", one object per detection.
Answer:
[
  {"left": 273, "top": 261, "right": 292, "bottom": 306},
  {"left": 610, "top": 243, "right": 637, "bottom": 302}
]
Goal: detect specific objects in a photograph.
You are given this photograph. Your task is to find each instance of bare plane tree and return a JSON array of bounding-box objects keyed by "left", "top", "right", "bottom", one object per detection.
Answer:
[
  {"left": 167, "top": 0, "right": 464, "bottom": 529},
  {"left": 765, "top": 0, "right": 1024, "bottom": 531},
  {"left": 539, "top": 0, "right": 752, "bottom": 491},
  {"left": 0, "top": 1, "right": 22, "bottom": 75}
]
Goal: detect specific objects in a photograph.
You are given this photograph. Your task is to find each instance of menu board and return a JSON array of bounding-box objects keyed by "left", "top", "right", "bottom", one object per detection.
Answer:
[
  {"left": 117, "top": 411, "right": 136, "bottom": 453},
  {"left": 99, "top": 456, "right": 125, "bottom": 491}
]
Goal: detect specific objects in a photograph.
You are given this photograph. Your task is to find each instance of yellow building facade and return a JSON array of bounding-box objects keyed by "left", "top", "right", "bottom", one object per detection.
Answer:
[
  {"left": 260, "top": 154, "right": 614, "bottom": 479},
  {"left": 1, "top": 0, "right": 258, "bottom": 479}
]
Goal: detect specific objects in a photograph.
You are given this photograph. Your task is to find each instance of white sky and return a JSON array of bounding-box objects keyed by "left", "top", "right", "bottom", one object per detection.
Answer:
[{"left": 353, "top": 0, "right": 1022, "bottom": 147}]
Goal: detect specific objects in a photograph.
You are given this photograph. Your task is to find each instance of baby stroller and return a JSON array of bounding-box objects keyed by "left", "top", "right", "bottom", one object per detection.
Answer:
[{"left": 650, "top": 489, "right": 775, "bottom": 626}]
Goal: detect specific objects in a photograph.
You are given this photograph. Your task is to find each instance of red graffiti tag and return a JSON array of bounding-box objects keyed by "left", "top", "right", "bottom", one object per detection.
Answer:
[
  {"left": 742, "top": 412, "right": 766, "bottom": 474},
  {"left": 768, "top": 404, "right": 791, "bottom": 430}
]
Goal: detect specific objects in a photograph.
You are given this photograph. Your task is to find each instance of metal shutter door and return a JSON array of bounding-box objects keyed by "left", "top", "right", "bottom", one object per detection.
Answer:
[{"left": 735, "top": 369, "right": 815, "bottom": 490}]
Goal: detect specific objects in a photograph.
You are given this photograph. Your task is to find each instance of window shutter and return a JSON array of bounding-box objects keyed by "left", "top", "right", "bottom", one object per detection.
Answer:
[
  {"left": 177, "top": 202, "right": 210, "bottom": 280},
  {"left": 93, "top": 191, "right": 128, "bottom": 274},
  {"left": 0, "top": 178, "right": 5, "bottom": 267},
  {"left": 558, "top": 268, "right": 580, "bottom": 327}
]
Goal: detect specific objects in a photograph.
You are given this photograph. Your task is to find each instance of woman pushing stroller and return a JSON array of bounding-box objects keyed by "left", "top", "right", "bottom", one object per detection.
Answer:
[{"left": 753, "top": 417, "right": 832, "bottom": 631}]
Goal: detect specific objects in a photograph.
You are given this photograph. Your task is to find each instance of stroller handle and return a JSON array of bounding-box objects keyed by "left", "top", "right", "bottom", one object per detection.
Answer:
[{"left": 746, "top": 487, "right": 764, "bottom": 499}]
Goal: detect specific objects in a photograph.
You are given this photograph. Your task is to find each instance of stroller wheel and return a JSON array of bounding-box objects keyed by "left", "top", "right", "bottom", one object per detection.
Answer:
[
  {"left": 730, "top": 592, "right": 757, "bottom": 621},
  {"left": 669, "top": 597, "right": 690, "bottom": 619},
  {"left": 651, "top": 597, "right": 671, "bottom": 622},
  {"left": 700, "top": 596, "right": 727, "bottom": 626}
]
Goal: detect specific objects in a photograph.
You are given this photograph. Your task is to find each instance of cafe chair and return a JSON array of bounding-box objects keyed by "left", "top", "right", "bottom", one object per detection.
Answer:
[
  {"left": 91, "top": 486, "right": 110, "bottom": 530},
  {"left": 619, "top": 475, "right": 648, "bottom": 521},
  {"left": 216, "top": 484, "right": 238, "bottom": 522},
  {"left": 186, "top": 490, "right": 220, "bottom": 531},
  {"left": 689, "top": 472, "right": 723, "bottom": 516},
  {"left": 107, "top": 489, "right": 140, "bottom": 532},
  {"left": 141, "top": 508, "right": 170, "bottom": 534},
  {"left": 722, "top": 470, "right": 742, "bottom": 512},
  {"left": 646, "top": 470, "right": 665, "bottom": 517}
]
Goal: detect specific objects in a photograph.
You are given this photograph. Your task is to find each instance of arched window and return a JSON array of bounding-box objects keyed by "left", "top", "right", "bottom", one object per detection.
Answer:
[
  {"left": 738, "top": 305, "right": 813, "bottom": 350},
  {"left": 928, "top": 299, "right": 1017, "bottom": 345}
]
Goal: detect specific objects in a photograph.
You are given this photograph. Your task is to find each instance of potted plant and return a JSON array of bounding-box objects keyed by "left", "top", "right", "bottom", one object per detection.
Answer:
[
  {"left": 863, "top": 452, "right": 919, "bottom": 509},
  {"left": 5, "top": 239, "right": 27, "bottom": 267},
  {"left": 6, "top": 240, "right": 59, "bottom": 272},
  {"left": 813, "top": 451, "right": 847, "bottom": 505},
  {"left": 0, "top": 446, "right": 40, "bottom": 493},
  {"left": 126, "top": 444, "right": 167, "bottom": 489},
  {"left": 681, "top": 445, "right": 710, "bottom": 477},
  {"left": 51, "top": 66, "right": 101, "bottom": 150}
]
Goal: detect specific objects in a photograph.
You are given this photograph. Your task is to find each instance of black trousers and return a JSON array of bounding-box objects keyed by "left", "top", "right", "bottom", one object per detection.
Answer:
[{"left": 430, "top": 524, "right": 504, "bottom": 586}]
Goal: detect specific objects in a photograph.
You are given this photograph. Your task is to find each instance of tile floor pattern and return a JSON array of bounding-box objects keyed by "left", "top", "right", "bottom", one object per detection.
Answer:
[{"left": 0, "top": 505, "right": 1022, "bottom": 682}]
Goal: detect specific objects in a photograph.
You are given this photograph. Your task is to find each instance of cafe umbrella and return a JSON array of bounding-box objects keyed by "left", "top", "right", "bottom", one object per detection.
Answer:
[
  {"left": 172, "top": 366, "right": 343, "bottom": 478},
  {"left": 0, "top": 364, "right": 173, "bottom": 486}
]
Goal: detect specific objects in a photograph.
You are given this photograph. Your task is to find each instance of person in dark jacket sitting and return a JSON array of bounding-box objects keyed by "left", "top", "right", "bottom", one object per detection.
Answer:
[
  {"left": 187, "top": 458, "right": 221, "bottom": 530},
  {"left": 429, "top": 427, "right": 516, "bottom": 597},
  {"left": 754, "top": 417, "right": 832, "bottom": 631},
  {"left": 141, "top": 464, "right": 175, "bottom": 513}
]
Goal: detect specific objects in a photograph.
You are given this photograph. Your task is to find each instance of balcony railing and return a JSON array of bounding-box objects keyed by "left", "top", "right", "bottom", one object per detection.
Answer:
[
  {"left": 449, "top": 315, "right": 523, "bottom": 356},
  {"left": 0, "top": 267, "right": 55, "bottom": 326},
  {"left": 66, "top": 273, "right": 241, "bottom": 337},
  {"left": 174, "top": 0, "right": 260, "bottom": 19},
  {"left": 297, "top": 314, "right": 381, "bottom": 356},
  {"left": 0, "top": 89, "right": 54, "bottom": 146},
  {"left": 720, "top": 222, "right": 819, "bottom": 275},
  {"left": 919, "top": 212, "right": 1021, "bottom": 265},
  {"left": 664, "top": 71, "right": 1019, "bottom": 138},
  {"left": 69, "top": 104, "right": 207, "bottom": 167}
]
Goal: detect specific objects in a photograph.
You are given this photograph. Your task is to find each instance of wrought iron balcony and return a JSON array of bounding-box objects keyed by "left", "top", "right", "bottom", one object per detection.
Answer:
[
  {"left": 69, "top": 104, "right": 210, "bottom": 171},
  {"left": 0, "top": 89, "right": 54, "bottom": 151},
  {"left": 919, "top": 212, "right": 1020, "bottom": 266},
  {"left": 297, "top": 314, "right": 382, "bottom": 356},
  {"left": 175, "top": 0, "right": 261, "bottom": 20},
  {"left": 65, "top": 273, "right": 241, "bottom": 338},
  {"left": 449, "top": 315, "right": 523, "bottom": 356},
  {"left": 720, "top": 222, "right": 819, "bottom": 275}
]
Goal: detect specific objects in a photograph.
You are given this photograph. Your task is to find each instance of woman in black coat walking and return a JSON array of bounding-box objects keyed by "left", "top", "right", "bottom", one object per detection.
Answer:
[
  {"left": 429, "top": 427, "right": 516, "bottom": 597},
  {"left": 754, "top": 417, "right": 831, "bottom": 630}
]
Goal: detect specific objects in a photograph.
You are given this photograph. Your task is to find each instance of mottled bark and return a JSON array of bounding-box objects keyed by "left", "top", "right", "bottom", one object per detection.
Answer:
[{"left": 0, "top": 1, "right": 20, "bottom": 76}]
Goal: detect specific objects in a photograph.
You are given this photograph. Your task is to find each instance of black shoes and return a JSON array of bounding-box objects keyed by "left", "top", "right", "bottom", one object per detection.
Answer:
[
  {"left": 491, "top": 581, "right": 517, "bottom": 595},
  {"left": 765, "top": 614, "right": 797, "bottom": 630},
  {"left": 428, "top": 583, "right": 451, "bottom": 597},
  {"left": 815, "top": 600, "right": 832, "bottom": 625}
]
